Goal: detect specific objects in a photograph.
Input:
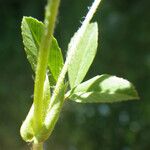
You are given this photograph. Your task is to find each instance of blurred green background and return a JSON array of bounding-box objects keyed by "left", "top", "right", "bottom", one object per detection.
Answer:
[{"left": 0, "top": 0, "right": 150, "bottom": 149}]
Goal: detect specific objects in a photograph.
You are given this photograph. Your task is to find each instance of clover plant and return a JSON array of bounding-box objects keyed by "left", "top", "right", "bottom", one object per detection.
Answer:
[{"left": 20, "top": 0, "right": 139, "bottom": 149}]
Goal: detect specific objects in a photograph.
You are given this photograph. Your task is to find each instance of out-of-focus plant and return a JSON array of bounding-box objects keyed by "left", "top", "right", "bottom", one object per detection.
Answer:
[{"left": 20, "top": 0, "right": 139, "bottom": 149}]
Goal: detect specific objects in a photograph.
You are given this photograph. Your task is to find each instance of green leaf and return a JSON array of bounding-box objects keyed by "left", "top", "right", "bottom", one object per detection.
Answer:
[
  {"left": 42, "top": 75, "right": 51, "bottom": 119},
  {"left": 21, "top": 16, "right": 43, "bottom": 70},
  {"left": 67, "top": 74, "right": 139, "bottom": 103},
  {"left": 68, "top": 22, "right": 98, "bottom": 89},
  {"left": 36, "top": 83, "right": 68, "bottom": 142},
  {"left": 20, "top": 105, "right": 34, "bottom": 142},
  {"left": 20, "top": 75, "right": 51, "bottom": 143},
  {"left": 21, "top": 16, "right": 63, "bottom": 82},
  {"left": 48, "top": 38, "right": 64, "bottom": 82}
]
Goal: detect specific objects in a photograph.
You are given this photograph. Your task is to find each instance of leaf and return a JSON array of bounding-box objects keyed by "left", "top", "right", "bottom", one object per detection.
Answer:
[
  {"left": 21, "top": 16, "right": 63, "bottom": 82},
  {"left": 68, "top": 22, "right": 98, "bottom": 89},
  {"left": 20, "top": 105, "right": 34, "bottom": 142},
  {"left": 48, "top": 38, "right": 64, "bottom": 82},
  {"left": 67, "top": 74, "right": 139, "bottom": 103},
  {"left": 37, "top": 83, "right": 68, "bottom": 142},
  {"left": 42, "top": 75, "right": 51, "bottom": 119},
  {"left": 21, "top": 16, "right": 43, "bottom": 70}
]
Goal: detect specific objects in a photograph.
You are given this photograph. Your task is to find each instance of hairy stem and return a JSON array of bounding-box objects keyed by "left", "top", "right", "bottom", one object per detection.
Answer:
[
  {"left": 33, "top": 0, "right": 60, "bottom": 135},
  {"left": 32, "top": 143, "right": 43, "bottom": 150},
  {"left": 44, "top": 0, "right": 101, "bottom": 130},
  {"left": 49, "top": 0, "right": 101, "bottom": 109}
]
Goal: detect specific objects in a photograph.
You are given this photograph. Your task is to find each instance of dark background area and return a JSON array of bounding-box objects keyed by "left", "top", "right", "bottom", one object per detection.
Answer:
[{"left": 0, "top": 0, "right": 150, "bottom": 149}]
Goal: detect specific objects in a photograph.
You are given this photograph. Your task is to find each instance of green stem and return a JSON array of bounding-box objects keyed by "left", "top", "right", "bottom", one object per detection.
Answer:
[
  {"left": 33, "top": 0, "right": 60, "bottom": 135},
  {"left": 33, "top": 143, "right": 43, "bottom": 150},
  {"left": 49, "top": 0, "right": 101, "bottom": 108},
  {"left": 44, "top": 0, "right": 101, "bottom": 131}
]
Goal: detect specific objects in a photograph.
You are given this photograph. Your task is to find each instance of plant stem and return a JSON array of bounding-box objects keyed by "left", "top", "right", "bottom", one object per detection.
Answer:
[
  {"left": 33, "top": 0, "right": 60, "bottom": 135},
  {"left": 33, "top": 143, "right": 43, "bottom": 150},
  {"left": 49, "top": 0, "right": 101, "bottom": 108},
  {"left": 44, "top": 0, "right": 102, "bottom": 129}
]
